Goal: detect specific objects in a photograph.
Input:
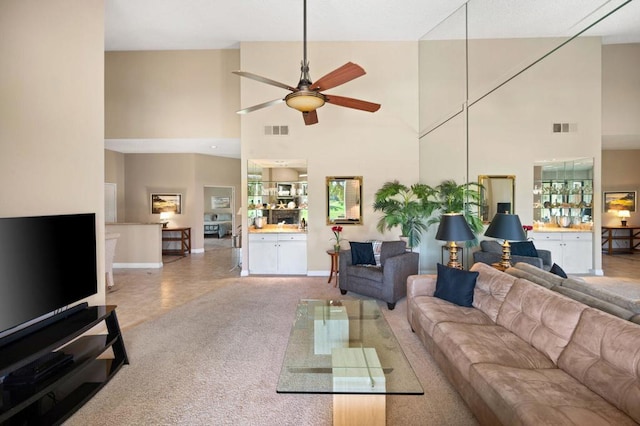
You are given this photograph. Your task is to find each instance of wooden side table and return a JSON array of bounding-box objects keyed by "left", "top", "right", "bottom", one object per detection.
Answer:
[
  {"left": 162, "top": 227, "right": 191, "bottom": 255},
  {"left": 326, "top": 249, "right": 340, "bottom": 287}
]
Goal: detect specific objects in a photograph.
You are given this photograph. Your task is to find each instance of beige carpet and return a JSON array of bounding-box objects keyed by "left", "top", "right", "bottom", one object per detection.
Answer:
[{"left": 65, "top": 277, "right": 477, "bottom": 426}]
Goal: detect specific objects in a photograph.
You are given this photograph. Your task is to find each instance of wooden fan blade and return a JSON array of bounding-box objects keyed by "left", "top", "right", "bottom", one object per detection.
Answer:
[
  {"left": 303, "top": 110, "right": 318, "bottom": 125},
  {"left": 325, "top": 94, "right": 381, "bottom": 112},
  {"left": 233, "top": 71, "right": 297, "bottom": 92},
  {"left": 310, "top": 62, "right": 366, "bottom": 91},
  {"left": 237, "top": 98, "right": 284, "bottom": 114}
]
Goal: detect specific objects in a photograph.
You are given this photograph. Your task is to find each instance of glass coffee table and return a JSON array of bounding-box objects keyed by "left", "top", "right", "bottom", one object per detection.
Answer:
[{"left": 277, "top": 299, "right": 423, "bottom": 426}]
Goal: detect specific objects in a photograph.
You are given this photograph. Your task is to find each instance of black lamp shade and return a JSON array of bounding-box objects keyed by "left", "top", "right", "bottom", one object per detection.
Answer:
[
  {"left": 436, "top": 213, "right": 475, "bottom": 242},
  {"left": 485, "top": 213, "right": 526, "bottom": 241}
]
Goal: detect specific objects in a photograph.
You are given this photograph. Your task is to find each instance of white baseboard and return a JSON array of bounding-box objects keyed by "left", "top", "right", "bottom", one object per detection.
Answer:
[
  {"left": 191, "top": 248, "right": 205, "bottom": 254},
  {"left": 114, "top": 262, "right": 163, "bottom": 269},
  {"left": 307, "top": 270, "right": 330, "bottom": 277}
]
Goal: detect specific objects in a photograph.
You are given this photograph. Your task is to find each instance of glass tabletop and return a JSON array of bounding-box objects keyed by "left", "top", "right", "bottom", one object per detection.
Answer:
[{"left": 276, "top": 299, "right": 424, "bottom": 395}]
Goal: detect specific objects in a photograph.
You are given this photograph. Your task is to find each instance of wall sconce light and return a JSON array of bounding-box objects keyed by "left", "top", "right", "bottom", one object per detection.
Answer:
[{"left": 618, "top": 210, "right": 630, "bottom": 227}]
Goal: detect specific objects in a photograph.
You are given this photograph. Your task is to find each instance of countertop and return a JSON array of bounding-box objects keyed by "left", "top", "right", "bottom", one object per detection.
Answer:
[
  {"left": 249, "top": 225, "right": 307, "bottom": 234},
  {"left": 532, "top": 226, "right": 593, "bottom": 233}
]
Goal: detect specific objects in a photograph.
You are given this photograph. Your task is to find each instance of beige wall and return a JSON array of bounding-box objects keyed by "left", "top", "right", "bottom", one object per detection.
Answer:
[
  {"left": 105, "top": 50, "right": 240, "bottom": 138},
  {"left": 105, "top": 149, "right": 126, "bottom": 221},
  {"left": 119, "top": 153, "right": 241, "bottom": 251},
  {"left": 602, "top": 44, "right": 640, "bottom": 140},
  {"left": 602, "top": 150, "right": 640, "bottom": 227},
  {"left": 0, "top": 0, "right": 106, "bottom": 304},
  {"left": 239, "top": 41, "right": 420, "bottom": 274},
  {"left": 420, "top": 37, "right": 603, "bottom": 272}
]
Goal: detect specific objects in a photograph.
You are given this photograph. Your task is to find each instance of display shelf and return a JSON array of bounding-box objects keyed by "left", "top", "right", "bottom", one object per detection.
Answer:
[
  {"left": 0, "top": 305, "right": 128, "bottom": 425},
  {"left": 248, "top": 180, "right": 308, "bottom": 226},
  {"left": 533, "top": 159, "right": 593, "bottom": 224}
]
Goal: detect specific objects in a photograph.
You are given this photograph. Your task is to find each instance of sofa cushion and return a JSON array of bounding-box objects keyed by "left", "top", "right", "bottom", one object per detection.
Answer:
[
  {"left": 550, "top": 262, "right": 568, "bottom": 278},
  {"left": 504, "top": 266, "right": 556, "bottom": 289},
  {"left": 412, "top": 295, "right": 493, "bottom": 336},
  {"left": 346, "top": 265, "right": 383, "bottom": 282},
  {"left": 562, "top": 278, "right": 640, "bottom": 314},
  {"left": 480, "top": 240, "right": 503, "bottom": 253},
  {"left": 366, "top": 239, "right": 383, "bottom": 266},
  {"left": 349, "top": 242, "right": 376, "bottom": 266},
  {"left": 470, "top": 262, "right": 517, "bottom": 322},
  {"left": 470, "top": 364, "right": 638, "bottom": 426},
  {"left": 432, "top": 322, "right": 556, "bottom": 382},
  {"left": 558, "top": 308, "right": 640, "bottom": 423},
  {"left": 553, "top": 286, "right": 635, "bottom": 320},
  {"left": 434, "top": 263, "right": 478, "bottom": 307},
  {"left": 497, "top": 278, "right": 586, "bottom": 363},
  {"left": 379, "top": 240, "right": 406, "bottom": 265},
  {"left": 512, "top": 262, "right": 565, "bottom": 288},
  {"left": 510, "top": 241, "right": 539, "bottom": 257}
]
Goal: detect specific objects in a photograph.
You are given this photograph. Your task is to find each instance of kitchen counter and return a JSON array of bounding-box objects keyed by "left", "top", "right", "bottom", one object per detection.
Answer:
[{"left": 249, "top": 224, "right": 307, "bottom": 234}]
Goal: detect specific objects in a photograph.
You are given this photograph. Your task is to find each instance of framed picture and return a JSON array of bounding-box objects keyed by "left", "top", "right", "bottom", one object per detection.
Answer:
[
  {"left": 603, "top": 191, "right": 636, "bottom": 212},
  {"left": 151, "top": 193, "right": 182, "bottom": 214},
  {"left": 211, "top": 196, "right": 230, "bottom": 209}
]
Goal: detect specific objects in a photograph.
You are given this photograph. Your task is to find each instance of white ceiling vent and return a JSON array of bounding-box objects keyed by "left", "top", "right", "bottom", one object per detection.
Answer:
[
  {"left": 264, "top": 125, "right": 289, "bottom": 136},
  {"left": 552, "top": 123, "right": 578, "bottom": 133}
]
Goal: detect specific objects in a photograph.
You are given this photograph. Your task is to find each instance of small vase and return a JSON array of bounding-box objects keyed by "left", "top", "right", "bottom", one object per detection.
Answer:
[{"left": 334, "top": 244, "right": 341, "bottom": 252}]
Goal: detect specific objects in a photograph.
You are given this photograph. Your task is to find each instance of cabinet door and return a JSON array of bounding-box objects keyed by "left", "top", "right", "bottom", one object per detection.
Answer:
[
  {"left": 248, "top": 235, "right": 278, "bottom": 274},
  {"left": 561, "top": 233, "right": 592, "bottom": 274},
  {"left": 530, "top": 233, "right": 562, "bottom": 264},
  {"left": 277, "top": 234, "right": 307, "bottom": 275}
]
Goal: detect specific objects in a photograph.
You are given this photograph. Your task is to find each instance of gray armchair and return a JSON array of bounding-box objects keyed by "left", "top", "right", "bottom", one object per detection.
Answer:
[
  {"left": 473, "top": 240, "right": 552, "bottom": 271},
  {"left": 339, "top": 241, "right": 418, "bottom": 310}
]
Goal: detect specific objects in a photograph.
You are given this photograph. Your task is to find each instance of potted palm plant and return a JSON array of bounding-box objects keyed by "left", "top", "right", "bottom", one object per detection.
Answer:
[
  {"left": 426, "top": 179, "right": 484, "bottom": 244},
  {"left": 373, "top": 181, "right": 437, "bottom": 249}
]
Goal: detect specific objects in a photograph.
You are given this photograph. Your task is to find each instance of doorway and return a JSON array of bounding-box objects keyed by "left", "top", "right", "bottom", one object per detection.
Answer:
[{"left": 203, "top": 186, "right": 235, "bottom": 250}]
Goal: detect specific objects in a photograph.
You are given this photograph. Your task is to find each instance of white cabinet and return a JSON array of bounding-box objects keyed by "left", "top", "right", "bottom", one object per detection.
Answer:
[
  {"left": 531, "top": 232, "right": 592, "bottom": 274},
  {"left": 248, "top": 234, "right": 278, "bottom": 274},
  {"left": 249, "top": 233, "right": 307, "bottom": 275}
]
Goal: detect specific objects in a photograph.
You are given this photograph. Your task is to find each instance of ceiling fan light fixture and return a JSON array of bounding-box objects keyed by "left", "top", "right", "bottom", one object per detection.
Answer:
[{"left": 285, "top": 91, "right": 325, "bottom": 112}]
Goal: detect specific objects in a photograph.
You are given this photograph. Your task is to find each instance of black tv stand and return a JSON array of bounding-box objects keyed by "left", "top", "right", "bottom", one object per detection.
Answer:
[{"left": 0, "top": 305, "right": 128, "bottom": 425}]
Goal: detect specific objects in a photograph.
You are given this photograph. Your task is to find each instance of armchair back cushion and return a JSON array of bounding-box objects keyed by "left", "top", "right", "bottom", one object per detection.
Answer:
[{"left": 380, "top": 240, "right": 407, "bottom": 264}]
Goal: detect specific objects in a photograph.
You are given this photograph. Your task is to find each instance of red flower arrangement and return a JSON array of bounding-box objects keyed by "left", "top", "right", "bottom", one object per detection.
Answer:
[
  {"left": 523, "top": 225, "right": 533, "bottom": 238},
  {"left": 331, "top": 225, "right": 343, "bottom": 244}
]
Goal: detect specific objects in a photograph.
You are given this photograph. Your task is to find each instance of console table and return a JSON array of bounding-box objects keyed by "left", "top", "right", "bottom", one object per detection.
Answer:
[
  {"left": 601, "top": 226, "right": 640, "bottom": 254},
  {"left": 162, "top": 227, "right": 191, "bottom": 255}
]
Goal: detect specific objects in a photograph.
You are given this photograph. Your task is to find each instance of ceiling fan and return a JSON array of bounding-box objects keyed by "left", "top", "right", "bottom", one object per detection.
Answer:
[{"left": 233, "top": 0, "right": 381, "bottom": 125}]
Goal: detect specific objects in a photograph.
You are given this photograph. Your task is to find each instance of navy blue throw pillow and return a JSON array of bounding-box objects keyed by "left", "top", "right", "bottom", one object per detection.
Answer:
[
  {"left": 510, "top": 241, "right": 539, "bottom": 258},
  {"left": 350, "top": 242, "right": 376, "bottom": 266},
  {"left": 434, "top": 263, "right": 479, "bottom": 307},
  {"left": 550, "top": 263, "right": 568, "bottom": 278}
]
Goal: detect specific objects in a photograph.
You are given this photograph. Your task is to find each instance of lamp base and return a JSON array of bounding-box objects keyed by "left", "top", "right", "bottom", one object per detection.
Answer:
[
  {"left": 621, "top": 220, "right": 628, "bottom": 227},
  {"left": 446, "top": 242, "right": 463, "bottom": 270},
  {"left": 497, "top": 241, "right": 513, "bottom": 270}
]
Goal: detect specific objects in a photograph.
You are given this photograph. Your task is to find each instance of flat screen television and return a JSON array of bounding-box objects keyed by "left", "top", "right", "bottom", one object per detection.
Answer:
[{"left": 0, "top": 213, "right": 98, "bottom": 339}]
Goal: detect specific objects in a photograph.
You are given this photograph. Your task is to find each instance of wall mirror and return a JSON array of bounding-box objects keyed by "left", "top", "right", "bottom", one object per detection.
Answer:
[
  {"left": 327, "top": 176, "right": 363, "bottom": 225},
  {"left": 479, "top": 175, "right": 515, "bottom": 222}
]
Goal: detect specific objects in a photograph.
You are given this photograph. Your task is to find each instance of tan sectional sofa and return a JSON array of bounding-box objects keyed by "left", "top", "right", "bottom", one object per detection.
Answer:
[{"left": 407, "top": 262, "right": 640, "bottom": 425}]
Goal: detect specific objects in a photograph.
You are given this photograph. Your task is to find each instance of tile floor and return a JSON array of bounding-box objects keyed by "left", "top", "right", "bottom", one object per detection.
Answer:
[{"left": 107, "top": 239, "right": 640, "bottom": 331}]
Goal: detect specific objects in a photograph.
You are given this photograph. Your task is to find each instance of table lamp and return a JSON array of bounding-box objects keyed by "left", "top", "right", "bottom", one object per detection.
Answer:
[
  {"left": 618, "top": 210, "right": 630, "bottom": 227},
  {"left": 159, "top": 212, "right": 171, "bottom": 228},
  {"left": 435, "top": 213, "right": 475, "bottom": 269},
  {"left": 484, "top": 213, "right": 526, "bottom": 270}
]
